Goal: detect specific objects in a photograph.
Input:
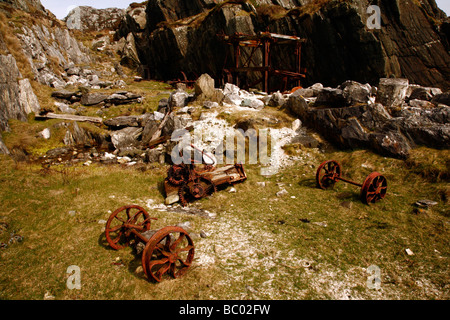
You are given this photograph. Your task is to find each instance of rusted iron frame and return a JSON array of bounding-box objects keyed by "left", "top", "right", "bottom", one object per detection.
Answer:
[{"left": 219, "top": 32, "right": 306, "bottom": 93}]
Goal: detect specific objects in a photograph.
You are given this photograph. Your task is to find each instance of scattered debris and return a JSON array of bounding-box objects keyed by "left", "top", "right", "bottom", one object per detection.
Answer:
[
  {"left": 276, "top": 189, "right": 289, "bottom": 197},
  {"left": 68, "top": 210, "right": 77, "bottom": 217},
  {"left": 414, "top": 199, "right": 438, "bottom": 209},
  {"left": 312, "top": 221, "right": 328, "bottom": 228},
  {"left": 405, "top": 248, "right": 415, "bottom": 256}
]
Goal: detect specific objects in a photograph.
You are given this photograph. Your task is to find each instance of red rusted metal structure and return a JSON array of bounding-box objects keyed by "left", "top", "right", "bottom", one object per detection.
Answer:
[
  {"left": 218, "top": 31, "right": 307, "bottom": 93},
  {"left": 105, "top": 205, "right": 195, "bottom": 282},
  {"left": 316, "top": 160, "right": 388, "bottom": 204}
]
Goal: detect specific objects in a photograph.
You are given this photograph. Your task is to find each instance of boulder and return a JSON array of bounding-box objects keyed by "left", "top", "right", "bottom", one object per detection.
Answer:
[
  {"left": 340, "top": 80, "right": 372, "bottom": 106},
  {"left": 63, "top": 122, "right": 92, "bottom": 147},
  {"left": 241, "top": 98, "right": 265, "bottom": 110},
  {"left": 81, "top": 92, "right": 109, "bottom": 106},
  {"left": 111, "top": 127, "right": 143, "bottom": 150},
  {"left": 408, "top": 99, "right": 435, "bottom": 109},
  {"left": 431, "top": 92, "right": 450, "bottom": 106},
  {"left": 104, "top": 116, "right": 141, "bottom": 128},
  {"left": 64, "top": 6, "right": 126, "bottom": 32},
  {"left": 55, "top": 102, "right": 76, "bottom": 114},
  {"left": 161, "top": 113, "right": 193, "bottom": 137},
  {"left": 157, "top": 98, "right": 169, "bottom": 114},
  {"left": 194, "top": 73, "right": 215, "bottom": 101},
  {"left": 141, "top": 118, "right": 162, "bottom": 145},
  {"left": 168, "top": 89, "right": 189, "bottom": 108},
  {"left": 223, "top": 83, "right": 243, "bottom": 106},
  {"left": 51, "top": 90, "right": 77, "bottom": 100},
  {"left": 287, "top": 95, "right": 309, "bottom": 119},
  {"left": 268, "top": 91, "right": 287, "bottom": 107},
  {"left": 38, "top": 128, "right": 51, "bottom": 140},
  {"left": 376, "top": 78, "right": 409, "bottom": 109},
  {"left": 408, "top": 86, "right": 442, "bottom": 101},
  {"left": 315, "top": 88, "right": 346, "bottom": 108},
  {"left": 145, "top": 146, "right": 165, "bottom": 164},
  {"left": 291, "top": 88, "right": 315, "bottom": 98},
  {"left": 0, "top": 54, "right": 40, "bottom": 131}
]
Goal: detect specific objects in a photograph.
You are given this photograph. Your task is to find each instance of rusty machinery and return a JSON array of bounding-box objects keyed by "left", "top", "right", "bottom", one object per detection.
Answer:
[
  {"left": 105, "top": 205, "right": 194, "bottom": 282},
  {"left": 316, "top": 160, "right": 388, "bottom": 204},
  {"left": 218, "top": 32, "right": 307, "bottom": 93},
  {"left": 165, "top": 144, "right": 247, "bottom": 206}
]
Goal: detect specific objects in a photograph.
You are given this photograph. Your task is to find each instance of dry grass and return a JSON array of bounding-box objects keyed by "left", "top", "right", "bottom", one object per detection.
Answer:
[{"left": 0, "top": 140, "right": 448, "bottom": 300}]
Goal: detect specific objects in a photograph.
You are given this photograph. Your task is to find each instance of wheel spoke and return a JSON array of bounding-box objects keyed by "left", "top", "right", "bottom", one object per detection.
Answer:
[
  {"left": 176, "top": 245, "right": 194, "bottom": 254},
  {"left": 112, "top": 235, "right": 122, "bottom": 244},
  {"left": 150, "top": 259, "right": 171, "bottom": 281},
  {"left": 366, "top": 194, "right": 376, "bottom": 203},
  {"left": 114, "top": 216, "right": 125, "bottom": 223},
  {"left": 148, "top": 257, "right": 169, "bottom": 270},
  {"left": 170, "top": 233, "right": 186, "bottom": 251}
]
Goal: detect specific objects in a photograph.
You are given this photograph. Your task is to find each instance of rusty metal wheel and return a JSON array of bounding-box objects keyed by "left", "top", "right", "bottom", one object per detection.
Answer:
[
  {"left": 316, "top": 160, "right": 341, "bottom": 190},
  {"left": 105, "top": 205, "right": 152, "bottom": 250},
  {"left": 361, "top": 172, "right": 387, "bottom": 204},
  {"left": 178, "top": 177, "right": 216, "bottom": 207},
  {"left": 141, "top": 226, "right": 195, "bottom": 282}
]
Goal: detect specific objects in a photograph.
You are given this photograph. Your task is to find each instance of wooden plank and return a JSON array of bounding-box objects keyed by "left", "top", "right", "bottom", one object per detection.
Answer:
[{"left": 36, "top": 113, "right": 103, "bottom": 124}]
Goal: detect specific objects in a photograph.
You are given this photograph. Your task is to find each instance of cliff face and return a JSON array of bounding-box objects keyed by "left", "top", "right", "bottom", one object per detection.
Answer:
[
  {"left": 0, "top": 0, "right": 91, "bottom": 133},
  {"left": 0, "top": 0, "right": 45, "bottom": 13},
  {"left": 126, "top": 0, "right": 449, "bottom": 91}
]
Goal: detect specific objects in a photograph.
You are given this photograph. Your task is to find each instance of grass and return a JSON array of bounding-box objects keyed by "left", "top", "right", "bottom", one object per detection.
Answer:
[{"left": 0, "top": 143, "right": 448, "bottom": 300}]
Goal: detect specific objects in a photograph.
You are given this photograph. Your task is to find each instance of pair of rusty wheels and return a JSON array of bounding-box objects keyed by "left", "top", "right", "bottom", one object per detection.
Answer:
[
  {"left": 105, "top": 205, "right": 195, "bottom": 282},
  {"left": 316, "top": 160, "right": 387, "bottom": 204}
]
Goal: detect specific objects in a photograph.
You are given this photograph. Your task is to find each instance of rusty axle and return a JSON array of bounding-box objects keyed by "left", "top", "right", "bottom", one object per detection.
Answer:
[{"left": 316, "top": 160, "right": 387, "bottom": 204}]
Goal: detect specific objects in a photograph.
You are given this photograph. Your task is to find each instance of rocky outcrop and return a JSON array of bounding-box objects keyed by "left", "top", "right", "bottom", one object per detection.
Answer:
[
  {"left": 113, "top": 2, "right": 148, "bottom": 70},
  {"left": 0, "top": 54, "right": 40, "bottom": 131},
  {"left": 16, "top": 24, "right": 91, "bottom": 88},
  {"left": 64, "top": 6, "right": 125, "bottom": 32},
  {"left": 133, "top": 0, "right": 449, "bottom": 91},
  {"left": 287, "top": 79, "right": 450, "bottom": 159},
  {"left": 0, "top": 0, "right": 45, "bottom": 13}
]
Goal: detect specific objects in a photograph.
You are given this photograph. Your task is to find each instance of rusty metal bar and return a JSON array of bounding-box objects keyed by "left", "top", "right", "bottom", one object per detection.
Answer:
[{"left": 336, "top": 177, "right": 363, "bottom": 188}]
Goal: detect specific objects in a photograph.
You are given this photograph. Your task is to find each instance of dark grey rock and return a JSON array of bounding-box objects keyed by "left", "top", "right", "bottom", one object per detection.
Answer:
[
  {"left": 315, "top": 88, "right": 346, "bottom": 108},
  {"left": 104, "top": 116, "right": 141, "bottom": 128},
  {"left": 111, "top": 127, "right": 143, "bottom": 150},
  {"left": 81, "top": 92, "right": 109, "bottom": 106},
  {"left": 340, "top": 80, "right": 372, "bottom": 106},
  {"left": 51, "top": 90, "right": 77, "bottom": 100},
  {"left": 431, "top": 92, "right": 450, "bottom": 106},
  {"left": 376, "top": 78, "right": 409, "bottom": 109}
]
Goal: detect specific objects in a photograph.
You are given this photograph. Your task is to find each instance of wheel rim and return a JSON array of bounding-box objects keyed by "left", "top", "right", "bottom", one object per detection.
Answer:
[
  {"left": 142, "top": 226, "right": 195, "bottom": 282},
  {"left": 316, "top": 160, "right": 341, "bottom": 190},
  {"left": 361, "top": 172, "right": 387, "bottom": 204},
  {"left": 105, "top": 205, "right": 152, "bottom": 250}
]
